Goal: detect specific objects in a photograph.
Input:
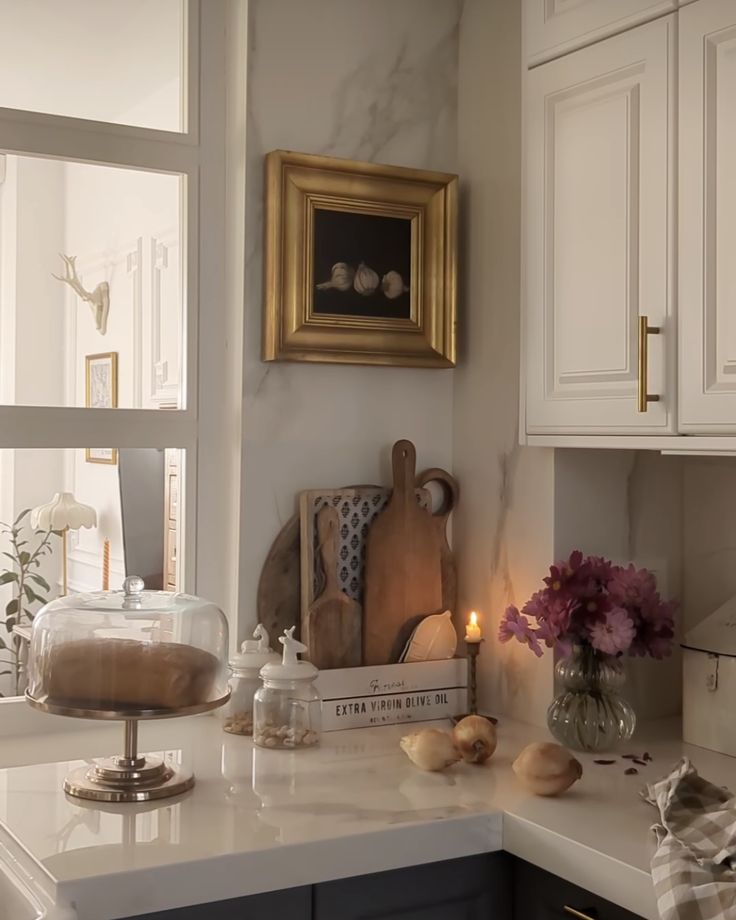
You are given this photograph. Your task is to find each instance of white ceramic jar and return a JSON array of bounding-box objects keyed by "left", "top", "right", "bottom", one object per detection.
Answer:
[
  {"left": 220, "top": 624, "right": 279, "bottom": 735},
  {"left": 253, "top": 628, "right": 321, "bottom": 749}
]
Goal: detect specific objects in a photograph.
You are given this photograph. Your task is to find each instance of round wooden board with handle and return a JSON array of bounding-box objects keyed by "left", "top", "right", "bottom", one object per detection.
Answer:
[{"left": 257, "top": 513, "right": 302, "bottom": 641}]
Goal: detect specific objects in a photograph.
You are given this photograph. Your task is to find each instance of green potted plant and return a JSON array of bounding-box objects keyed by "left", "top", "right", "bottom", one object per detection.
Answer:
[{"left": 0, "top": 509, "right": 58, "bottom": 696}]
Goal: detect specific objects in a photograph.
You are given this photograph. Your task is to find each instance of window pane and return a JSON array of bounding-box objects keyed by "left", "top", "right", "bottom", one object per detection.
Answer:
[
  {"left": 0, "top": 154, "right": 184, "bottom": 409},
  {"left": 0, "top": 447, "right": 184, "bottom": 699},
  {"left": 0, "top": 0, "right": 184, "bottom": 132}
]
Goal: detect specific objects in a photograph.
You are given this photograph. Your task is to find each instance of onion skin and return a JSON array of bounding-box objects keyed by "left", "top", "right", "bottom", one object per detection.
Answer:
[
  {"left": 512, "top": 742, "right": 583, "bottom": 796},
  {"left": 452, "top": 715, "right": 498, "bottom": 764}
]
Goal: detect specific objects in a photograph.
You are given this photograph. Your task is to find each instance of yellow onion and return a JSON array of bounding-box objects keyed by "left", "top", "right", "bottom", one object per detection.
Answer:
[
  {"left": 512, "top": 742, "right": 582, "bottom": 796},
  {"left": 452, "top": 715, "right": 497, "bottom": 764}
]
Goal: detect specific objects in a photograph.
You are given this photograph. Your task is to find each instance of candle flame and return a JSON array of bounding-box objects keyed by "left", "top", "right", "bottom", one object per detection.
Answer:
[{"left": 470, "top": 611, "right": 478, "bottom": 626}]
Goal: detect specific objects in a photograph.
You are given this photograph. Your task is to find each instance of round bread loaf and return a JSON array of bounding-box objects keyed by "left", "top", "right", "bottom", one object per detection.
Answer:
[{"left": 39, "top": 638, "right": 220, "bottom": 711}]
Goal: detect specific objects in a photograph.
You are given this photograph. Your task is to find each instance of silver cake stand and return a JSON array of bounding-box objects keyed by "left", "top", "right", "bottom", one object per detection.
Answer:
[{"left": 26, "top": 692, "right": 230, "bottom": 803}]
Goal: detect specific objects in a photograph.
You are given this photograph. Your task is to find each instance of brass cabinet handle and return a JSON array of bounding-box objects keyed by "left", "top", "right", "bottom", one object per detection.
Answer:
[
  {"left": 563, "top": 908, "right": 598, "bottom": 920},
  {"left": 638, "top": 314, "right": 661, "bottom": 412}
]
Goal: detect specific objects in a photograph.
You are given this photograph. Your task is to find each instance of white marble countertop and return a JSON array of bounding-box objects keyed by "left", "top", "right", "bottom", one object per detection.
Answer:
[{"left": 1, "top": 714, "right": 735, "bottom": 920}]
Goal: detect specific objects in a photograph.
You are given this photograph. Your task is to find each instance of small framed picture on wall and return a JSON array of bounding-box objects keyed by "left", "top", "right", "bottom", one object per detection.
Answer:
[
  {"left": 85, "top": 352, "right": 118, "bottom": 465},
  {"left": 262, "top": 150, "right": 458, "bottom": 368}
]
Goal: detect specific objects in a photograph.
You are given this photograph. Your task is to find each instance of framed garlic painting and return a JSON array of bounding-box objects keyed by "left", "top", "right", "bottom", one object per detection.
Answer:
[{"left": 263, "top": 150, "right": 457, "bottom": 367}]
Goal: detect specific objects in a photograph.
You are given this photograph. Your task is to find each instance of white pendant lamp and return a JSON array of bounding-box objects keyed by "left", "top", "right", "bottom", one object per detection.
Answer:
[{"left": 31, "top": 492, "right": 97, "bottom": 596}]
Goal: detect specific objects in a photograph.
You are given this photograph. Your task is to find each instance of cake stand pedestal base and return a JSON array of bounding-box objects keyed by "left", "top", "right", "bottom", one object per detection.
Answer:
[{"left": 64, "top": 719, "right": 194, "bottom": 803}]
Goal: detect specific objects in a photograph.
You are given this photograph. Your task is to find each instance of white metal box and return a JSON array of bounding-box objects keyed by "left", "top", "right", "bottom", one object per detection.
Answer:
[{"left": 682, "top": 596, "right": 736, "bottom": 757}]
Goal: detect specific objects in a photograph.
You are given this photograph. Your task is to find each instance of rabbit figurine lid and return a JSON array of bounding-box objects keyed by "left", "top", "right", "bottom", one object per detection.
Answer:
[
  {"left": 231, "top": 623, "right": 279, "bottom": 672},
  {"left": 260, "top": 627, "right": 318, "bottom": 681}
]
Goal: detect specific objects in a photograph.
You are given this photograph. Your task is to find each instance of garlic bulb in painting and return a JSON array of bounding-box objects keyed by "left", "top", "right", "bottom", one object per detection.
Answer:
[
  {"left": 381, "top": 270, "right": 409, "bottom": 299},
  {"left": 400, "top": 729, "right": 460, "bottom": 772},
  {"left": 316, "top": 262, "right": 355, "bottom": 292},
  {"left": 512, "top": 742, "right": 582, "bottom": 796},
  {"left": 353, "top": 262, "right": 380, "bottom": 295}
]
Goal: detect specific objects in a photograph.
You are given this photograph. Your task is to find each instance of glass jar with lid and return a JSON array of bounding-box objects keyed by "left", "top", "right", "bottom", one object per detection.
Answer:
[
  {"left": 220, "top": 623, "right": 279, "bottom": 735},
  {"left": 253, "top": 627, "right": 321, "bottom": 749}
]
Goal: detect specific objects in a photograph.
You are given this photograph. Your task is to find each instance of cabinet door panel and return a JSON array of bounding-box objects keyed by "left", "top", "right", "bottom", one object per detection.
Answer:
[
  {"left": 513, "top": 858, "right": 644, "bottom": 920},
  {"left": 121, "top": 887, "right": 311, "bottom": 920},
  {"left": 524, "top": 16, "right": 676, "bottom": 434},
  {"left": 314, "top": 854, "right": 511, "bottom": 920},
  {"left": 524, "top": 0, "right": 676, "bottom": 67},
  {"left": 679, "top": 0, "right": 736, "bottom": 432}
]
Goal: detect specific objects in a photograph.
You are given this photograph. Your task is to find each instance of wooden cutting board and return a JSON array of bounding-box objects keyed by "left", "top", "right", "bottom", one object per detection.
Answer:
[
  {"left": 416, "top": 467, "right": 459, "bottom": 616},
  {"left": 258, "top": 484, "right": 410, "bottom": 643},
  {"left": 305, "top": 506, "right": 362, "bottom": 669},
  {"left": 299, "top": 485, "right": 431, "bottom": 614},
  {"left": 257, "top": 513, "right": 302, "bottom": 641},
  {"left": 363, "top": 441, "right": 444, "bottom": 665}
]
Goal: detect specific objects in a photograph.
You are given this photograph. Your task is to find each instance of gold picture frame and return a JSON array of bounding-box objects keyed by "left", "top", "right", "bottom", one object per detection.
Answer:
[
  {"left": 263, "top": 150, "right": 457, "bottom": 367},
  {"left": 85, "top": 352, "right": 118, "bottom": 465}
]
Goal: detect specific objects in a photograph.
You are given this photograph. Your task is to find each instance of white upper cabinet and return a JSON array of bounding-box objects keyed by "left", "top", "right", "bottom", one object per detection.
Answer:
[
  {"left": 524, "top": 17, "right": 676, "bottom": 435},
  {"left": 524, "top": 0, "right": 676, "bottom": 67},
  {"left": 679, "top": 0, "right": 736, "bottom": 433}
]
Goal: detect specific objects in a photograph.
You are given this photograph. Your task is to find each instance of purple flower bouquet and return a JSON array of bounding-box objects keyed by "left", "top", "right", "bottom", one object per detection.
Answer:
[
  {"left": 498, "top": 550, "right": 676, "bottom": 660},
  {"left": 499, "top": 551, "right": 677, "bottom": 751}
]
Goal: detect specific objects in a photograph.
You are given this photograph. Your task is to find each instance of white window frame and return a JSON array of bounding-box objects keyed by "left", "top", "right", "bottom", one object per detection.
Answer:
[{"left": 0, "top": 0, "right": 246, "bottom": 731}]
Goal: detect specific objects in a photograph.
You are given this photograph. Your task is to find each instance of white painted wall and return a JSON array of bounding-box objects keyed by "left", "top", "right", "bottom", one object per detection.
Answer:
[{"left": 239, "top": 0, "right": 461, "bottom": 636}]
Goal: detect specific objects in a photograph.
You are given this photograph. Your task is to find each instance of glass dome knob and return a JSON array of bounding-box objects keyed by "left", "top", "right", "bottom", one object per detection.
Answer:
[{"left": 122, "top": 575, "right": 145, "bottom": 597}]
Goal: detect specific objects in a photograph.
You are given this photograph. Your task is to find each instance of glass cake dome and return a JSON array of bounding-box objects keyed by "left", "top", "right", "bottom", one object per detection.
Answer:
[{"left": 27, "top": 575, "right": 230, "bottom": 718}]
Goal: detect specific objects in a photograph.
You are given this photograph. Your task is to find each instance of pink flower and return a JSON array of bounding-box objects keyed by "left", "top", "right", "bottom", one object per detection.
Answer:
[
  {"left": 630, "top": 614, "right": 675, "bottom": 658},
  {"left": 498, "top": 606, "right": 544, "bottom": 657},
  {"left": 645, "top": 634, "right": 674, "bottom": 660},
  {"left": 588, "top": 607, "right": 636, "bottom": 655},
  {"left": 608, "top": 564, "right": 658, "bottom": 609},
  {"left": 523, "top": 590, "right": 571, "bottom": 636},
  {"left": 543, "top": 550, "right": 585, "bottom": 595},
  {"left": 535, "top": 618, "right": 559, "bottom": 648}
]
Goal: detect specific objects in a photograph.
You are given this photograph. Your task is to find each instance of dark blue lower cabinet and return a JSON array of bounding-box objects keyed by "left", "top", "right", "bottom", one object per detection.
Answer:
[
  {"left": 119, "top": 886, "right": 311, "bottom": 920},
  {"left": 313, "top": 853, "right": 513, "bottom": 920},
  {"left": 121, "top": 854, "right": 511, "bottom": 920},
  {"left": 512, "top": 859, "right": 645, "bottom": 920},
  {"left": 121, "top": 853, "right": 643, "bottom": 920}
]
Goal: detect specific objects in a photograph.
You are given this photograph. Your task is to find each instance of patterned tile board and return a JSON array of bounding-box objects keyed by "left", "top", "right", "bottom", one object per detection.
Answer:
[{"left": 299, "top": 487, "right": 431, "bottom": 610}]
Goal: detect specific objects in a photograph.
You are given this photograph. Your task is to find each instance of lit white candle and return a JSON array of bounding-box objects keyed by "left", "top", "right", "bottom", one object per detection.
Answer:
[{"left": 465, "top": 611, "right": 482, "bottom": 643}]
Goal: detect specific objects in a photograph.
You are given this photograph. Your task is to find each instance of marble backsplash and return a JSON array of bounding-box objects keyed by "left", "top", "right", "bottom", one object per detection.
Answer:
[
  {"left": 454, "top": 0, "right": 557, "bottom": 726},
  {"left": 682, "top": 455, "right": 736, "bottom": 632},
  {"left": 240, "top": 0, "right": 461, "bottom": 633},
  {"left": 241, "top": 0, "right": 736, "bottom": 732},
  {"left": 554, "top": 449, "right": 684, "bottom": 720}
]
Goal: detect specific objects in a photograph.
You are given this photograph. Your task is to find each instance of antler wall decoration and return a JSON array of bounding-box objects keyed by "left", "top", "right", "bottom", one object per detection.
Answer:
[{"left": 52, "top": 254, "right": 110, "bottom": 335}]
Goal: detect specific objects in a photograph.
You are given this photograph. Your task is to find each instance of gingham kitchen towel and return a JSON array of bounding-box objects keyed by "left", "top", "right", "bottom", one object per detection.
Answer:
[{"left": 643, "top": 757, "right": 736, "bottom": 919}]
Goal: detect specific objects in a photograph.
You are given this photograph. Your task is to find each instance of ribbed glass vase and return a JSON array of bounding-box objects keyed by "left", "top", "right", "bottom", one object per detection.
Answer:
[{"left": 546, "top": 644, "right": 636, "bottom": 753}]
